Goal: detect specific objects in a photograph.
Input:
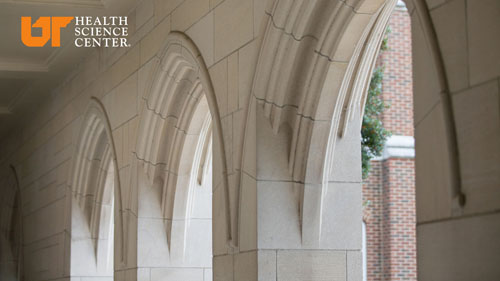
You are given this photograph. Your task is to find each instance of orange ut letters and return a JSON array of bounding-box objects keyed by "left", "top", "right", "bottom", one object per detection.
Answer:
[{"left": 21, "top": 17, "right": 74, "bottom": 47}]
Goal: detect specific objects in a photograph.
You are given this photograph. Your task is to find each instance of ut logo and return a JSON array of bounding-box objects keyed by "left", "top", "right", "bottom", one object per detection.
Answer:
[{"left": 21, "top": 17, "right": 74, "bottom": 47}]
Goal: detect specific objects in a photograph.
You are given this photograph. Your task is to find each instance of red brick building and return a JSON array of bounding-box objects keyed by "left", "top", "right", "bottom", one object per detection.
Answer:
[{"left": 362, "top": 3, "right": 416, "bottom": 281}]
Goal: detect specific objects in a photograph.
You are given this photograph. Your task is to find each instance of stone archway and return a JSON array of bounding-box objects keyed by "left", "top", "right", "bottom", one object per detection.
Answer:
[
  {"left": 133, "top": 32, "right": 230, "bottom": 280},
  {"left": 68, "top": 98, "right": 124, "bottom": 280},
  {"left": 236, "top": 0, "right": 400, "bottom": 279},
  {"left": 244, "top": 0, "right": 472, "bottom": 279}
]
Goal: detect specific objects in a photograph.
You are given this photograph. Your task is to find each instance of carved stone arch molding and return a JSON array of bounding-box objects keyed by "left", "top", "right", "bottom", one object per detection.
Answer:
[
  {"left": 69, "top": 97, "right": 125, "bottom": 276},
  {"left": 251, "top": 0, "right": 398, "bottom": 247},
  {"left": 0, "top": 165, "right": 23, "bottom": 281},
  {"left": 134, "top": 32, "right": 230, "bottom": 263}
]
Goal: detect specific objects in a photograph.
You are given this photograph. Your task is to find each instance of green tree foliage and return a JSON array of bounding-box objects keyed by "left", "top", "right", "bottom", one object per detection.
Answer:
[{"left": 361, "top": 32, "right": 391, "bottom": 179}]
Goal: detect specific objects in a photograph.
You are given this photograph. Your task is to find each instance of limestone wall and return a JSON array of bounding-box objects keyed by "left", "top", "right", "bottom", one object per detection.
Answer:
[
  {"left": 0, "top": 0, "right": 269, "bottom": 279},
  {"left": 410, "top": 0, "right": 500, "bottom": 280},
  {"left": 0, "top": 0, "right": 498, "bottom": 280}
]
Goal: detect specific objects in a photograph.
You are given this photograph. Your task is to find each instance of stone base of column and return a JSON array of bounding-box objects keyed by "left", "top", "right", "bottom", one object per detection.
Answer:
[{"left": 214, "top": 249, "right": 361, "bottom": 281}]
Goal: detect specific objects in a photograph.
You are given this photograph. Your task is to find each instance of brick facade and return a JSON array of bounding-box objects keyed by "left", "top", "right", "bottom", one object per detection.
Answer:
[
  {"left": 381, "top": 6, "right": 414, "bottom": 136},
  {"left": 362, "top": 6, "right": 417, "bottom": 281}
]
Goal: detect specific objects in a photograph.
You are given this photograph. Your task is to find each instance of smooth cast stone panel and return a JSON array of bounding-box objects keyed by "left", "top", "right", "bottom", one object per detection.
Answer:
[
  {"left": 153, "top": 0, "right": 183, "bottom": 24},
  {"left": 137, "top": 174, "right": 164, "bottom": 219},
  {"left": 221, "top": 114, "right": 233, "bottom": 173},
  {"left": 107, "top": 44, "right": 140, "bottom": 93},
  {"left": 258, "top": 250, "right": 277, "bottom": 281},
  {"left": 467, "top": 0, "right": 500, "bottom": 84},
  {"left": 242, "top": 98, "right": 257, "bottom": 178},
  {"left": 232, "top": 109, "right": 245, "bottom": 172},
  {"left": 123, "top": 209, "right": 139, "bottom": 266},
  {"left": 425, "top": 0, "right": 446, "bottom": 10},
  {"left": 24, "top": 233, "right": 65, "bottom": 281},
  {"left": 204, "top": 268, "right": 213, "bottom": 281},
  {"left": 0, "top": 262, "right": 17, "bottom": 281},
  {"left": 190, "top": 182, "right": 213, "bottom": 220},
  {"left": 150, "top": 267, "right": 204, "bottom": 281},
  {"left": 234, "top": 251, "right": 258, "bottom": 281},
  {"left": 80, "top": 277, "right": 113, "bottom": 281},
  {"left": 227, "top": 51, "right": 239, "bottom": 114},
  {"left": 346, "top": 0, "right": 386, "bottom": 14},
  {"left": 411, "top": 13, "right": 441, "bottom": 124},
  {"left": 69, "top": 241, "right": 95, "bottom": 275},
  {"left": 212, "top": 182, "right": 229, "bottom": 256},
  {"left": 182, "top": 218, "right": 212, "bottom": 267},
  {"left": 302, "top": 120, "right": 331, "bottom": 184},
  {"left": 186, "top": 11, "right": 214, "bottom": 67},
  {"left": 256, "top": 106, "right": 293, "bottom": 182},
  {"left": 135, "top": 0, "right": 154, "bottom": 30},
  {"left": 315, "top": 62, "right": 348, "bottom": 121},
  {"left": 277, "top": 250, "right": 346, "bottom": 281},
  {"left": 239, "top": 172, "right": 257, "bottom": 252},
  {"left": 210, "top": 0, "right": 223, "bottom": 9},
  {"left": 333, "top": 11, "right": 372, "bottom": 62},
  {"left": 238, "top": 39, "right": 259, "bottom": 110},
  {"left": 171, "top": 0, "right": 210, "bottom": 32},
  {"left": 209, "top": 58, "right": 228, "bottom": 117},
  {"left": 138, "top": 58, "right": 156, "bottom": 101},
  {"left": 430, "top": 0, "right": 468, "bottom": 92},
  {"left": 418, "top": 212, "right": 500, "bottom": 281},
  {"left": 452, "top": 80, "right": 500, "bottom": 214},
  {"left": 22, "top": 163, "right": 67, "bottom": 215},
  {"left": 108, "top": 72, "right": 138, "bottom": 130},
  {"left": 214, "top": 0, "right": 253, "bottom": 61},
  {"left": 253, "top": 0, "right": 269, "bottom": 37},
  {"left": 23, "top": 198, "right": 65, "bottom": 243},
  {"left": 347, "top": 251, "right": 362, "bottom": 281},
  {"left": 139, "top": 15, "right": 171, "bottom": 65},
  {"left": 414, "top": 104, "right": 453, "bottom": 223},
  {"left": 137, "top": 268, "right": 151, "bottom": 281},
  {"left": 328, "top": 112, "right": 362, "bottom": 183},
  {"left": 213, "top": 254, "right": 233, "bottom": 281},
  {"left": 257, "top": 180, "right": 301, "bottom": 249},
  {"left": 321, "top": 182, "right": 362, "bottom": 250},
  {"left": 137, "top": 217, "right": 170, "bottom": 267}
]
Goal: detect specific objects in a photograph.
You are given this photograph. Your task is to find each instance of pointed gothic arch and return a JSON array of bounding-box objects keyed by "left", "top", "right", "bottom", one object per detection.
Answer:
[
  {"left": 248, "top": 0, "right": 463, "bottom": 256},
  {"left": 250, "top": 0, "right": 400, "bottom": 247},
  {"left": 68, "top": 98, "right": 124, "bottom": 279},
  {"left": 133, "top": 32, "right": 227, "bottom": 274}
]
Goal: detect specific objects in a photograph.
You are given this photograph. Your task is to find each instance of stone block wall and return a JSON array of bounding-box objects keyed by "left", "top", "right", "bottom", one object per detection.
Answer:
[
  {"left": 412, "top": 0, "right": 500, "bottom": 279},
  {"left": 0, "top": 0, "right": 270, "bottom": 279},
  {"left": 0, "top": 0, "right": 498, "bottom": 280}
]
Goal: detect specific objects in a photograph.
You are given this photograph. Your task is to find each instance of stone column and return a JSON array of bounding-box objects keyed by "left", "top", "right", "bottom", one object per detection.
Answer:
[{"left": 212, "top": 99, "right": 363, "bottom": 281}]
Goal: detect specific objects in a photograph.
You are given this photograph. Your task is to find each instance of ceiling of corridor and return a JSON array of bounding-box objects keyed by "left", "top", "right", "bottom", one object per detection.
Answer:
[{"left": 0, "top": 0, "right": 135, "bottom": 140}]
